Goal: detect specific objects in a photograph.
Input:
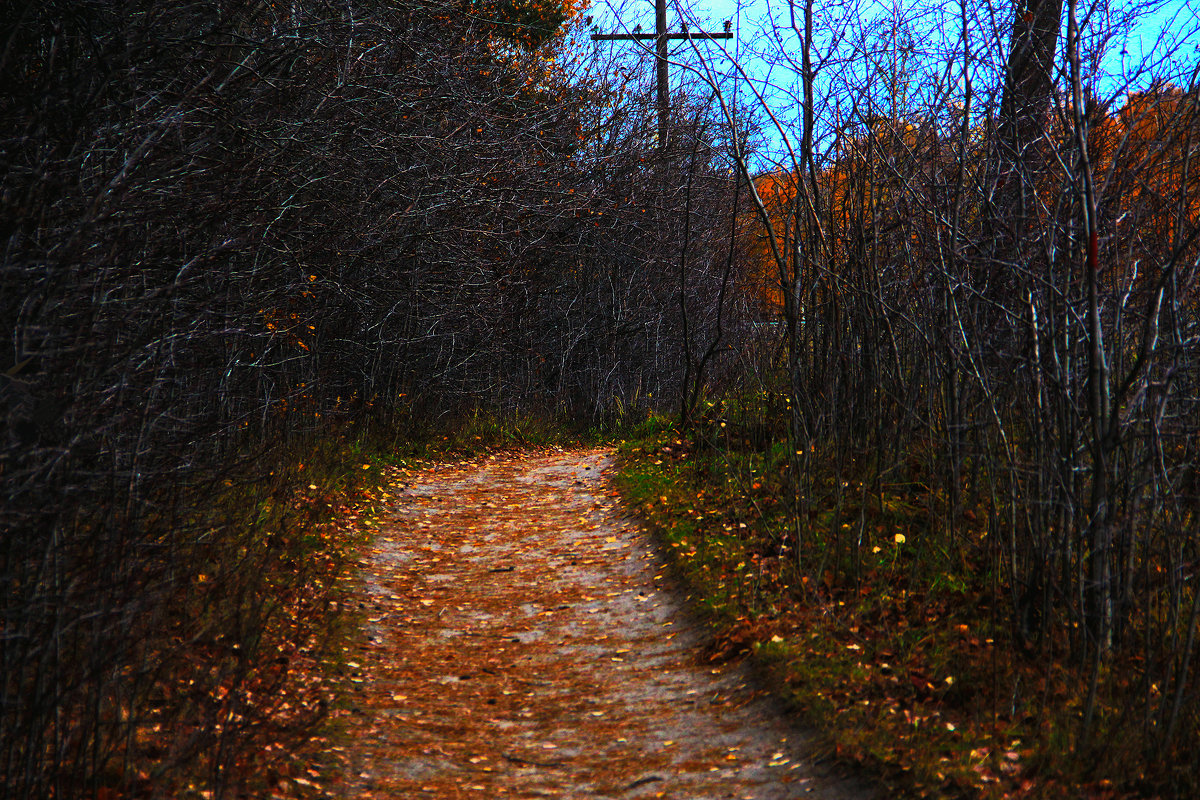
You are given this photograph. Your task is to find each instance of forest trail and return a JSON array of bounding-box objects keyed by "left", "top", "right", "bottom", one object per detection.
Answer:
[{"left": 330, "top": 448, "right": 876, "bottom": 799}]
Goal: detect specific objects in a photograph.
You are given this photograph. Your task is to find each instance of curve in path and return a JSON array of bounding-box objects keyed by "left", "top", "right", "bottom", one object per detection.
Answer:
[{"left": 331, "top": 448, "right": 876, "bottom": 799}]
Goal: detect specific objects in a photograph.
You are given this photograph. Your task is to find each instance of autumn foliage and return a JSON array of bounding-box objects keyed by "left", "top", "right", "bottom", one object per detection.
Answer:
[
  {"left": 470, "top": 0, "right": 587, "bottom": 48},
  {"left": 1107, "top": 85, "right": 1200, "bottom": 277}
]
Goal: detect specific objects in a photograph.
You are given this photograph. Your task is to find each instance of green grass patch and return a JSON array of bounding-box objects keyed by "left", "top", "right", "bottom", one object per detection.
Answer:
[{"left": 367, "top": 403, "right": 667, "bottom": 462}]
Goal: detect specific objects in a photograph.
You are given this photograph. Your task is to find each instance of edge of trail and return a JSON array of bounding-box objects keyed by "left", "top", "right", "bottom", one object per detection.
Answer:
[{"left": 327, "top": 446, "right": 878, "bottom": 799}]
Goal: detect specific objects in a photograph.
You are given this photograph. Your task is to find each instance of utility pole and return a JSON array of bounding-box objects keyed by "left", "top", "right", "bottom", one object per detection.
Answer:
[{"left": 592, "top": 0, "right": 732, "bottom": 148}]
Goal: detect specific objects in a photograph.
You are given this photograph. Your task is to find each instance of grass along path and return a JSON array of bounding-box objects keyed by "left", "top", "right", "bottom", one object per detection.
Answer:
[{"left": 327, "top": 447, "right": 876, "bottom": 799}]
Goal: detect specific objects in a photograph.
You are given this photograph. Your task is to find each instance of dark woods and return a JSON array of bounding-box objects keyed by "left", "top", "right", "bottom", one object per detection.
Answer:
[
  {"left": 5, "top": 0, "right": 1200, "bottom": 794},
  {"left": 0, "top": 1, "right": 744, "bottom": 795}
]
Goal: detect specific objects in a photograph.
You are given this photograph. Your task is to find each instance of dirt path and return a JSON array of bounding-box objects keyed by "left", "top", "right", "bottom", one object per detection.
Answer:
[{"left": 330, "top": 448, "right": 876, "bottom": 799}]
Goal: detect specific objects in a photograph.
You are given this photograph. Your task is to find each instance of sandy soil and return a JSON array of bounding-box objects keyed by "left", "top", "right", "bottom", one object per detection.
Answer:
[{"left": 330, "top": 448, "right": 877, "bottom": 799}]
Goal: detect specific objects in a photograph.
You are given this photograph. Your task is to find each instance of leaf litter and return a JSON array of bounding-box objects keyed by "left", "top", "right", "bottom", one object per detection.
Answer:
[{"left": 329, "top": 448, "right": 877, "bottom": 799}]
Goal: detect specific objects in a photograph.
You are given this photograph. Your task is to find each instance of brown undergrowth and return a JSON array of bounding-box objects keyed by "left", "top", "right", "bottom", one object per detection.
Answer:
[
  {"left": 14, "top": 431, "right": 407, "bottom": 800},
  {"left": 613, "top": 424, "right": 1174, "bottom": 800},
  {"left": 128, "top": 442, "right": 405, "bottom": 800}
]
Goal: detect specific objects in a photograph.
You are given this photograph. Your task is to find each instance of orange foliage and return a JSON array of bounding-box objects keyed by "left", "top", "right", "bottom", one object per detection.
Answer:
[
  {"left": 736, "top": 171, "right": 798, "bottom": 313},
  {"left": 470, "top": 0, "right": 588, "bottom": 48},
  {"left": 734, "top": 92, "right": 1200, "bottom": 314},
  {"left": 1110, "top": 84, "right": 1200, "bottom": 256}
]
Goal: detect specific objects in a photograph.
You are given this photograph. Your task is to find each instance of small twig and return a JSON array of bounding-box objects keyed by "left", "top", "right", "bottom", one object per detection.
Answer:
[
  {"left": 624, "top": 775, "right": 665, "bottom": 790},
  {"left": 502, "top": 752, "right": 567, "bottom": 768},
  {"left": 510, "top": 675, "right": 553, "bottom": 687}
]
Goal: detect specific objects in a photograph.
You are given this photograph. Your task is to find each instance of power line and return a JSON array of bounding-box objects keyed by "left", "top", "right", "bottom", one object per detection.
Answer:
[{"left": 592, "top": 0, "right": 731, "bottom": 148}]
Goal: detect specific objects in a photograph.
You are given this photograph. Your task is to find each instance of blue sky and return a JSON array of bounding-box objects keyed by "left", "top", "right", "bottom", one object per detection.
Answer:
[{"left": 575, "top": 0, "right": 1199, "bottom": 164}]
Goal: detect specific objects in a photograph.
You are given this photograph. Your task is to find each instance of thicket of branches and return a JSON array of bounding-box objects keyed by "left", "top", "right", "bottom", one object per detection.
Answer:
[
  {"left": 680, "top": 0, "right": 1200, "bottom": 782},
  {"left": 0, "top": 0, "right": 747, "bottom": 795}
]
